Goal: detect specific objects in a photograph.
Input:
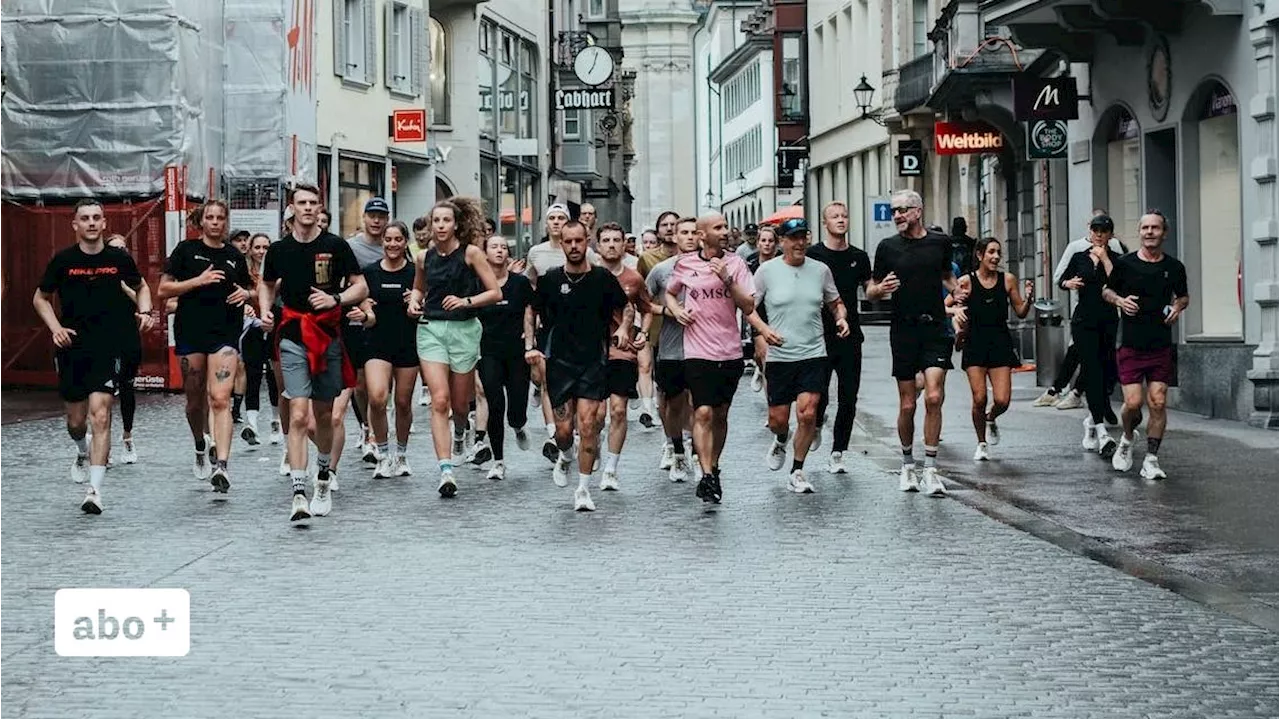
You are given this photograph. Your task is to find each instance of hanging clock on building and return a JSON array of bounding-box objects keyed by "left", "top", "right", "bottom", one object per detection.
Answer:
[
  {"left": 574, "top": 45, "right": 615, "bottom": 87},
  {"left": 1147, "top": 34, "right": 1171, "bottom": 122}
]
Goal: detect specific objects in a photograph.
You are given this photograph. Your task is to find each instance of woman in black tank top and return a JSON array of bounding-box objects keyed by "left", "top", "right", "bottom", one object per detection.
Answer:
[
  {"left": 406, "top": 196, "right": 502, "bottom": 498},
  {"left": 949, "top": 238, "right": 1033, "bottom": 460}
]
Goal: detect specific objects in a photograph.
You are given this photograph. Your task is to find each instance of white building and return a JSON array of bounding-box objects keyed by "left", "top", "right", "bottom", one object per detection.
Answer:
[
  {"left": 315, "top": 0, "right": 434, "bottom": 237},
  {"left": 695, "top": 0, "right": 779, "bottom": 229},
  {"left": 805, "top": 0, "right": 894, "bottom": 251},
  {"left": 430, "top": 0, "right": 549, "bottom": 253},
  {"left": 621, "top": 0, "right": 701, "bottom": 227}
]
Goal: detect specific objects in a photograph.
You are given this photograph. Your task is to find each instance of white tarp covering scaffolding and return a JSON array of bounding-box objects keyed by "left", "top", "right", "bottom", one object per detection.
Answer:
[{"left": 1, "top": 0, "right": 225, "bottom": 200}]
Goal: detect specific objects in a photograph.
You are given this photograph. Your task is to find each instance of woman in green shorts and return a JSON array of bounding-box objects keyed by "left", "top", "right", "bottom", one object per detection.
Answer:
[{"left": 408, "top": 196, "right": 502, "bottom": 498}]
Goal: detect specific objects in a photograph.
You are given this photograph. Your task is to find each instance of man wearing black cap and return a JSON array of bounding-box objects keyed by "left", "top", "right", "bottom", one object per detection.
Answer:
[{"left": 735, "top": 223, "right": 760, "bottom": 260}]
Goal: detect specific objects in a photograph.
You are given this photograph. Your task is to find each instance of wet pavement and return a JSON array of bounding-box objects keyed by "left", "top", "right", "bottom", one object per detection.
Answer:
[
  {"left": 1, "top": 357, "right": 1277, "bottom": 717},
  {"left": 851, "top": 326, "right": 1279, "bottom": 620}
]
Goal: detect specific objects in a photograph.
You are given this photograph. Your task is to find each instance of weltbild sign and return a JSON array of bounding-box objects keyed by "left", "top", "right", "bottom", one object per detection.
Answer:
[{"left": 933, "top": 121, "right": 1005, "bottom": 156}]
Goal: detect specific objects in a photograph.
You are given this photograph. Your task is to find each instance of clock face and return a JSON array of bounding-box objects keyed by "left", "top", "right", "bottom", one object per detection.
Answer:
[{"left": 574, "top": 46, "right": 614, "bottom": 87}]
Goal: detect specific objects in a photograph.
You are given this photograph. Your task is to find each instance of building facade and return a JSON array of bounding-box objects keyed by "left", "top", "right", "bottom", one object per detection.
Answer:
[
  {"left": 806, "top": 0, "right": 893, "bottom": 253},
  {"left": 427, "top": 0, "right": 550, "bottom": 254},
  {"left": 984, "top": 0, "right": 1279, "bottom": 426},
  {"left": 315, "top": 0, "right": 434, "bottom": 237}
]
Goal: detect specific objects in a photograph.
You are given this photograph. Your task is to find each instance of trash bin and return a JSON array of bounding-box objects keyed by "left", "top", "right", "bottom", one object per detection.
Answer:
[{"left": 1033, "top": 299, "right": 1065, "bottom": 387}]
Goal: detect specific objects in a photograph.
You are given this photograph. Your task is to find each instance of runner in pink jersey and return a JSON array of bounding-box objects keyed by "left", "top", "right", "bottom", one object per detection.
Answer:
[{"left": 664, "top": 212, "right": 756, "bottom": 504}]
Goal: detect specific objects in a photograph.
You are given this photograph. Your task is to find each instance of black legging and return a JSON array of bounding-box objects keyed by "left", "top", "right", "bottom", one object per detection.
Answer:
[
  {"left": 241, "top": 328, "right": 268, "bottom": 412},
  {"left": 1071, "top": 321, "right": 1118, "bottom": 425},
  {"left": 816, "top": 339, "right": 863, "bottom": 453},
  {"left": 1053, "top": 342, "right": 1083, "bottom": 393},
  {"left": 117, "top": 344, "right": 140, "bottom": 433},
  {"left": 476, "top": 352, "right": 531, "bottom": 461}
]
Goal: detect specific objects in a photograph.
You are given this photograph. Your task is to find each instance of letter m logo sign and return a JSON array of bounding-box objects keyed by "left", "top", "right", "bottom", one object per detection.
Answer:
[{"left": 1034, "top": 84, "right": 1059, "bottom": 110}]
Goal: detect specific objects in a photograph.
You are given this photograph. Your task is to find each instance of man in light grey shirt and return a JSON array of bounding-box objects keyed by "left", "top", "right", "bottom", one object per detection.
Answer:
[
  {"left": 735, "top": 223, "right": 760, "bottom": 259},
  {"left": 348, "top": 197, "right": 390, "bottom": 268}
]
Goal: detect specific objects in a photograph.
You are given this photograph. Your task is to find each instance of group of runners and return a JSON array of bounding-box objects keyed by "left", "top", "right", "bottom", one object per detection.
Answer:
[{"left": 34, "top": 186, "right": 1190, "bottom": 520}]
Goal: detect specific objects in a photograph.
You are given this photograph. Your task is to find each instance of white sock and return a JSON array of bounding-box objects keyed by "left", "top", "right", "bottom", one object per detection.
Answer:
[
  {"left": 604, "top": 451, "right": 620, "bottom": 473},
  {"left": 578, "top": 472, "right": 591, "bottom": 491},
  {"left": 74, "top": 435, "right": 89, "bottom": 455},
  {"left": 89, "top": 465, "right": 106, "bottom": 491},
  {"left": 546, "top": 423, "right": 556, "bottom": 439},
  {"left": 246, "top": 409, "right": 259, "bottom": 429}
]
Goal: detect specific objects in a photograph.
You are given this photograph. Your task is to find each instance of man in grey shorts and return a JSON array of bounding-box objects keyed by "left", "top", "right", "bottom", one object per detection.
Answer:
[{"left": 259, "top": 183, "right": 368, "bottom": 522}]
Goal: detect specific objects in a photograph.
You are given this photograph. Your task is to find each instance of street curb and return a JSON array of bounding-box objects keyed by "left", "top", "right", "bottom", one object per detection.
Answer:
[{"left": 852, "top": 420, "right": 1279, "bottom": 633}]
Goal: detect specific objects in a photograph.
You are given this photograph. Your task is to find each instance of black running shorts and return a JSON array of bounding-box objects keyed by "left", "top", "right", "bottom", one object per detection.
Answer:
[
  {"left": 684, "top": 358, "right": 743, "bottom": 408},
  {"left": 606, "top": 359, "right": 640, "bottom": 399},
  {"left": 765, "top": 357, "right": 829, "bottom": 407}
]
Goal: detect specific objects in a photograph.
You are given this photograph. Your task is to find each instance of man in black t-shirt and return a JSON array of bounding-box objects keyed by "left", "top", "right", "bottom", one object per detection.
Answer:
[
  {"left": 259, "top": 183, "right": 368, "bottom": 522},
  {"left": 159, "top": 200, "right": 253, "bottom": 494},
  {"left": 34, "top": 198, "right": 153, "bottom": 515},
  {"left": 524, "top": 221, "right": 631, "bottom": 512},
  {"left": 806, "top": 201, "right": 872, "bottom": 474},
  {"left": 866, "top": 189, "right": 966, "bottom": 497},
  {"left": 1102, "top": 210, "right": 1189, "bottom": 481}
]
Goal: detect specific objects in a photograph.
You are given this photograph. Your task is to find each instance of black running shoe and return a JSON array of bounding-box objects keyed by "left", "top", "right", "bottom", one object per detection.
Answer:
[
  {"left": 696, "top": 473, "right": 722, "bottom": 503},
  {"left": 707, "top": 473, "right": 722, "bottom": 503}
]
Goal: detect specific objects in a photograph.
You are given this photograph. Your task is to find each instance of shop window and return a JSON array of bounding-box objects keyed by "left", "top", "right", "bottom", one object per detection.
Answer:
[
  {"left": 429, "top": 17, "right": 450, "bottom": 124},
  {"left": 338, "top": 157, "right": 385, "bottom": 238},
  {"left": 1105, "top": 107, "right": 1142, "bottom": 245},
  {"left": 1195, "top": 84, "right": 1242, "bottom": 338}
]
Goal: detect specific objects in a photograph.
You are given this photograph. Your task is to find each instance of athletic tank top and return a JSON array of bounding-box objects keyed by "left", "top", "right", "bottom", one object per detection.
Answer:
[
  {"left": 967, "top": 271, "right": 1011, "bottom": 337},
  {"left": 421, "top": 245, "right": 476, "bottom": 321}
]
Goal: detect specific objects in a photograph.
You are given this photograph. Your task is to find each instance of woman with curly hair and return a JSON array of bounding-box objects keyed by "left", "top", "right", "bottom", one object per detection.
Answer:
[{"left": 408, "top": 196, "right": 503, "bottom": 498}]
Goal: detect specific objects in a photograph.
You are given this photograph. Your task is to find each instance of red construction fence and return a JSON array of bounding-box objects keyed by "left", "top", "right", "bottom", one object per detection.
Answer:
[{"left": 2, "top": 198, "right": 181, "bottom": 390}]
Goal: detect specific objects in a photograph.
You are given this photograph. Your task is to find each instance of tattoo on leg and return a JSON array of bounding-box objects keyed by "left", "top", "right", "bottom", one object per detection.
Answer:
[
  {"left": 180, "top": 356, "right": 190, "bottom": 375},
  {"left": 215, "top": 367, "right": 233, "bottom": 382},
  {"left": 553, "top": 402, "right": 572, "bottom": 420}
]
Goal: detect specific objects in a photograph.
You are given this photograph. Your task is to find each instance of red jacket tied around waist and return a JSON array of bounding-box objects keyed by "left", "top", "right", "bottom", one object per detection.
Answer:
[{"left": 277, "top": 305, "right": 357, "bottom": 390}]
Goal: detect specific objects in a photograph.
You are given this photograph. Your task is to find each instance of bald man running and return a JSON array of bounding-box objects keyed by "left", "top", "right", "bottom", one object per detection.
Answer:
[{"left": 664, "top": 212, "right": 756, "bottom": 503}]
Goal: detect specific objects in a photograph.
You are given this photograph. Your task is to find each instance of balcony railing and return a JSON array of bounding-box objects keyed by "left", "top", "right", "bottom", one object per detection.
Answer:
[{"left": 894, "top": 53, "right": 934, "bottom": 113}]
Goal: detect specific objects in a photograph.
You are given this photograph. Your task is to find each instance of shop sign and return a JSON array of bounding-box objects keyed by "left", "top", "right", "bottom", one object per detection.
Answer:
[
  {"left": 934, "top": 121, "right": 1005, "bottom": 155},
  {"left": 1202, "top": 85, "right": 1237, "bottom": 119},
  {"left": 1012, "top": 75, "right": 1079, "bottom": 121},
  {"left": 897, "top": 140, "right": 923, "bottom": 176},
  {"left": 389, "top": 109, "right": 427, "bottom": 143},
  {"left": 555, "top": 88, "right": 614, "bottom": 111},
  {"left": 1026, "top": 119, "right": 1069, "bottom": 160}
]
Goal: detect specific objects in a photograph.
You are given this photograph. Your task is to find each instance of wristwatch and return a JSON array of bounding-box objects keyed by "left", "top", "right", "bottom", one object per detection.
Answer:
[
  {"left": 331, "top": 293, "right": 342, "bottom": 307},
  {"left": 465, "top": 297, "right": 473, "bottom": 306}
]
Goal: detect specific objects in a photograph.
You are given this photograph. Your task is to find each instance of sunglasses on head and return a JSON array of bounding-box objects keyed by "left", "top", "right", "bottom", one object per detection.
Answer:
[{"left": 778, "top": 218, "right": 809, "bottom": 237}]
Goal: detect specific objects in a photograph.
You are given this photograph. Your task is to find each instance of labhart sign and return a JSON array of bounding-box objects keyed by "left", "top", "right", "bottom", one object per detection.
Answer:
[
  {"left": 933, "top": 122, "right": 1005, "bottom": 155},
  {"left": 555, "top": 88, "right": 615, "bottom": 111}
]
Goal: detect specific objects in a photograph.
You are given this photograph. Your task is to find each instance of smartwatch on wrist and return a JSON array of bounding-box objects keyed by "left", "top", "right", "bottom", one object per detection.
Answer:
[{"left": 331, "top": 293, "right": 342, "bottom": 307}]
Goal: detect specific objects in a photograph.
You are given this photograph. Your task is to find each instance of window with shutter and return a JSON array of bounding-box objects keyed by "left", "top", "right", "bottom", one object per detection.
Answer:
[
  {"left": 410, "top": 8, "right": 426, "bottom": 99},
  {"left": 363, "top": 0, "right": 378, "bottom": 85},
  {"left": 333, "top": 0, "right": 346, "bottom": 77},
  {"left": 384, "top": 3, "right": 397, "bottom": 89}
]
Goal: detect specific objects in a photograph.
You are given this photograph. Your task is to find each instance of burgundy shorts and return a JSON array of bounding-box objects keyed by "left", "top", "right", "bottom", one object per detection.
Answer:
[{"left": 1116, "top": 346, "right": 1177, "bottom": 386}]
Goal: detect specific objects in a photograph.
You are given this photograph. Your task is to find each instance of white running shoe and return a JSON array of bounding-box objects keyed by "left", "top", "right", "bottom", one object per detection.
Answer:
[
  {"left": 899, "top": 465, "right": 920, "bottom": 492},
  {"left": 78, "top": 485, "right": 103, "bottom": 514},
  {"left": 373, "top": 457, "right": 394, "bottom": 479},
  {"left": 788, "top": 470, "right": 815, "bottom": 494},
  {"left": 393, "top": 455, "right": 412, "bottom": 477},
  {"left": 1140, "top": 454, "right": 1167, "bottom": 480},
  {"left": 750, "top": 369, "right": 764, "bottom": 393},
  {"left": 1032, "top": 389, "right": 1060, "bottom": 407},
  {"left": 973, "top": 442, "right": 990, "bottom": 461},
  {"left": 658, "top": 444, "right": 675, "bottom": 470},
  {"left": 600, "top": 470, "right": 620, "bottom": 491},
  {"left": 827, "top": 451, "right": 848, "bottom": 475},
  {"left": 668, "top": 455, "right": 689, "bottom": 483},
  {"left": 361, "top": 440, "right": 377, "bottom": 464},
  {"left": 1112, "top": 437, "right": 1134, "bottom": 472},
  {"left": 289, "top": 492, "right": 311, "bottom": 522},
  {"left": 121, "top": 438, "right": 138, "bottom": 464},
  {"left": 205, "top": 433, "right": 215, "bottom": 460},
  {"left": 327, "top": 470, "right": 340, "bottom": 493},
  {"left": 986, "top": 421, "right": 1000, "bottom": 446},
  {"left": 438, "top": 470, "right": 458, "bottom": 497},
  {"left": 810, "top": 423, "right": 823, "bottom": 452},
  {"left": 209, "top": 465, "right": 230, "bottom": 493},
  {"left": 766, "top": 435, "right": 788, "bottom": 471},
  {"left": 1097, "top": 430, "right": 1117, "bottom": 460},
  {"left": 1054, "top": 390, "right": 1083, "bottom": 410},
  {"left": 466, "top": 438, "right": 493, "bottom": 466},
  {"left": 71, "top": 454, "right": 89, "bottom": 484},
  {"left": 573, "top": 486, "right": 596, "bottom": 512},
  {"left": 451, "top": 434, "right": 467, "bottom": 463},
  {"left": 1081, "top": 416, "right": 1098, "bottom": 450},
  {"left": 278, "top": 449, "right": 291, "bottom": 477},
  {"left": 419, "top": 387, "right": 429, "bottom": 406},
  {"left": 465, "top": 412, "right": 477, "bottom": 451},
  {"left": 922, "top": 466, "right": 947, "bottom": 497},
  {"left": 193, "top": 449, "right": 211, "bottom": 481},
  {"left": 487, "top": 460, "right": 506, "bottom": 481},
  {"left": 269, "top": 420, "right": 282, "bottom": 445},
  {"left": 514, "top": 427, "right": 530, "bottom": 451},
  {"left": 552, "top": 453, "right": 571, "bottom": 487},
  {"left": 310, "top": 476, "right": 332, "bottom": 516}
]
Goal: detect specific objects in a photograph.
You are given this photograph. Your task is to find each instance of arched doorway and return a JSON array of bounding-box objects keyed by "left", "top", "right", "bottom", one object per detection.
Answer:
[
  {"left": 435, "top": 177, "right": 454, "bottom": 202},
  {"left": 1091, "top": 104, "right": 1142, "bottom": 242},
  {"left": 1183, "top": 79, "right": 1242, "bottom": 339}
]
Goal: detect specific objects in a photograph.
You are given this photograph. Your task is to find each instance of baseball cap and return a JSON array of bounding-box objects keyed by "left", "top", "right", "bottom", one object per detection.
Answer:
[
  {"left": 230, "top": 229, "right": 250, "bottom": 240},
  {"left": 363, "top": 197, "right": 390, "bottom": 214},
  {"left": 744, "top": 223, "right": 759, "bottom": 236},
  {"left": 1088, "top": 214, "right": 1115, "bottom": 231},
  {"left": 545, "top": 203, "right": 570, "bottom": 219},
  {"left": 777, "top": 218, "right": 809, "bottom": 237}
]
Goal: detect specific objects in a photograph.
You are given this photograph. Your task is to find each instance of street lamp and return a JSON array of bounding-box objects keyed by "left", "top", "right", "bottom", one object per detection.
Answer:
[
  {"left": 853, "top": 75, "right": 887, "bottom": 127},
  {"left": 704, "top": 189, "right": 716, "bottom": 207}
]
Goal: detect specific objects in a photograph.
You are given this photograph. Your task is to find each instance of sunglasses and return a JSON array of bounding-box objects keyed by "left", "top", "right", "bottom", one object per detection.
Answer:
[{"left": 890, "top": 205, "right": 919, "bottom": 215}]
